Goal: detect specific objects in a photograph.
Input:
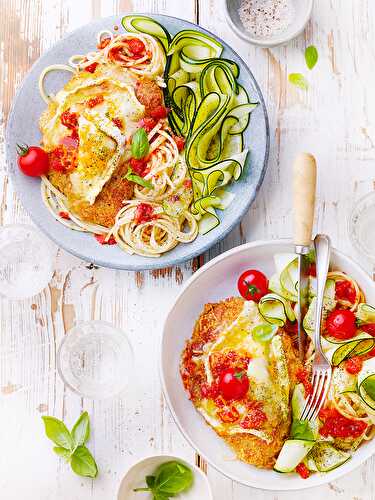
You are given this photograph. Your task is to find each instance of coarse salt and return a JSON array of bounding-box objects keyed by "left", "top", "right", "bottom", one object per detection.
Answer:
[{"left": 239, "top": 0, "right": 295, "bottom": 39}]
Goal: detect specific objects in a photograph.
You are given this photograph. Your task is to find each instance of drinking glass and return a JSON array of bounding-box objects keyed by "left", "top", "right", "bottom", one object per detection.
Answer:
[
  {"left": 57, "top": 320, "right": 134, "bottom": 399},
  {"left": 0, "top": 224, "right": 54, "bottom": 300}
]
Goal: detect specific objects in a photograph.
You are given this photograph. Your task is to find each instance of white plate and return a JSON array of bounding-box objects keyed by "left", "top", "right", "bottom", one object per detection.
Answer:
[{"left": 160, "top": 239, "right": 375, "bottom": 490}]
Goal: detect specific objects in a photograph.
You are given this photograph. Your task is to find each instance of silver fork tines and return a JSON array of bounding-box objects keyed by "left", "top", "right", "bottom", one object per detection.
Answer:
[{"left": 300, "top": 234, "right": 333, "bottom": 423}]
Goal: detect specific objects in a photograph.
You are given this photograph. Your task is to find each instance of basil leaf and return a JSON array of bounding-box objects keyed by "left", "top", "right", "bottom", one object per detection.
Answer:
[
  {"left": 146, "top": 476, "right": 156, "bottom": 489},
  {"left": 252, "top": 324, "right": 278, "bottom": 343},
  {"left": 53, "top": 446, "right": 72, "bottom": 461},
  {"left": 288, "top": 73, "right": 309, "bottom": 90},
  {"left": 291, "top": 419, "right": 315, "bottom": 441},
  {"left": 154, "top": 461, "right": 193, "bottom": 495},
  {"left": 71, "top": 411, "right": 90, "bottom": 447},
  {"left": 42, "top": 416, "right": 74, "bottom": 450},
  {"left": 131, "top": 127, "right": 149, "bottom": 159},
  {"left": 70, "top": 445, "right": 98, "bottom": 478},
  {"left": 305, "top": 45, "right": 318, "bottom": 70},
  {"left": 124, "top": 168, "right": 153, "bottom": 189}
]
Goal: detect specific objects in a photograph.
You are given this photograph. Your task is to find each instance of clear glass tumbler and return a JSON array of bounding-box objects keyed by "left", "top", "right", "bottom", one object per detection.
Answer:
[
  {"left": 57, "top": 320, "right": 134, "bottom": 399},
  {"left": 348, "top": 191, "right": 375, "bottom": 262},
  {"left": 0, "top": 224, "right": 54, "bottom": 300}
]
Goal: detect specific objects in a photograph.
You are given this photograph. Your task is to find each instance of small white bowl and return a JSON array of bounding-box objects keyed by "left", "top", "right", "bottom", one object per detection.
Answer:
[
  {"left": 117, "top": 455, "right": 213, "bottom": 500},
  {"left": 224, "top": 0, "right": 314, "bottom": 48}
]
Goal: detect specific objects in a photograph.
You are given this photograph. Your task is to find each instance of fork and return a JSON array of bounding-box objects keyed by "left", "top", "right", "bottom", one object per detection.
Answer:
[{"left": 300, "top": 234, "right": 332, "bottom": 422}]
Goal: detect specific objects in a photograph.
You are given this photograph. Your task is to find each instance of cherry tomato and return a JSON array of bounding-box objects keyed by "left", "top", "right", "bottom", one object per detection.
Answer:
[
  {"left": 17, "top": 144, "right": 49, "bottom": 177},
  {"left": 127, "top": 38, "right": 146, "bottom": 55},
  {"left": 237, "top": 269, "right": 269, "bottom": 302},
  {"left": 296, "top": 463, "right": 310, "bottom": 479},
  {"left": 150, "top": 105, "right": 169, "bottom": 120},
  {"left": 218, "top": 368, "right": 249, "bottom": 401},
  {"left": 326, "top": 309, "right": 357, "bottom": 340},
  {"left": 345, "top": 356, "right": 363, "bottom": 375},
  {"left": 335, "top": 280, "right": 356, "bottom": 303},
  {"left": 360, "top": 324, "right": 375, "bottom": 337}
]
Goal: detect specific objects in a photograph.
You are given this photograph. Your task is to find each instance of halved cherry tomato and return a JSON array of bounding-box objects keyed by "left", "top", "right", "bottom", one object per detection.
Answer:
[
  {"left": 326, "top": 309, "right": 357, "bottom": 340},
  {"left": 150, "top": 105, "right": 169, "bottom": 120},
  {"left": 237, "top": 269, "right": 269, "bottom": 302},
  {"left": 335, "top": 280, "right": 356, "bottom": 303},
  {"left": 360, "top": 324, "right": 375, "bottom": 337},
  {"left": 218, "top": 368, "right": 249, "bottom": 401},
  {"left": 345, "top": 356, "right": 363, "bottom": 374},
  {"left": 17, "top": 144, "right": 49, "bottom": 177}
]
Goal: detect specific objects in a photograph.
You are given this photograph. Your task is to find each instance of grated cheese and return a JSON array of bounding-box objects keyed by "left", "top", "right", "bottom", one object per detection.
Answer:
[{"left": 239, "top": 0, "right": 295, "bottom": 39}]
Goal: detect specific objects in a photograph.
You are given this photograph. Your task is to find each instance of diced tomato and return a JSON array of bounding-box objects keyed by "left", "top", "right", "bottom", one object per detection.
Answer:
[
  {"left": 60, "top": 135, "right": 79, "bottom": 148},
  {"left": 94, "top": 234, "right": 117, "bottom": 245},
  {"left": 361, "top": 324, "right": 375, "bottom": 337},
  {"left": 240, "top": 406, "right": 267, "bottom": 430},
  {"left": 58, "top": 211, "right": 70, "bottom": 220},
  {"left": 49, "top": 145, "right": 77, "bottom": 173},
  {"left": 85, "top": 62, "right": 98, "bottom": 73},
  {"left": 173, "top": 134, "right": 185, "bottom": 151},
  {"left": 335, "top": 280, "right": 357, "bottom": 303},
  {"left": 183, "top": 179, "right": 192, "bottom": 189},
  {"left": 138, "top": 117, "right": 156, "bottom": 132},
  {"left": 127, "top": 38, "right": 146, "bottom": 55},
  {"left": 61, "top": 110, "right": 78, "bottom": 130},
  {"left": 345, "top": 356, "right": 363, "bottom": 374},
  {"left": 319, "top": 407, "right": 367, "bottom": 438},
  {"left": 296, "top": 368, "right": 313, "bottom": 397},
  {"left": 129, "top": 157, "right": 148, "bottom": 177},
  {"left": 296, "top": 463, "right": 310, "bottom": 479},
  {"left": 112, "top": 117, "right": 123, "bottom": 129},
  {"left": 307, "top": 263, "right": 316, "bottom": 277},
  {"left": 86, "top": 95, "right": 104, "bottom": 108},
  {"left": 217, "top": 405, "right": 240, "bottom": 423},
  {"left": 150, "top": 105, "right": 169, "bottom": 120},
  {"left": 200, "top": 382, "right": 219, "bottom": 399},
  {"left": 97, "top": 37, "right": 111, "bottom": 49},
  {"left": 134, "top": 203, "right": 157, "bottom": 224}
]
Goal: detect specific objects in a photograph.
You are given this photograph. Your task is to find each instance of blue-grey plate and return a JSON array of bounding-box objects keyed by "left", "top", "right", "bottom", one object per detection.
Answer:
[{"left": 6, "top": 14, "right": 269, "bottom": 271}]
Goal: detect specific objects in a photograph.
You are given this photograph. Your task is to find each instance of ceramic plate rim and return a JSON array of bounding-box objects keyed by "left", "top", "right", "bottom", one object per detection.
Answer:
[
  {"left": 160, "top": 239, "right": 375, "bottom": 490},
  {"left": 5, "top": 13, "right": 270, "bottom": 271}
]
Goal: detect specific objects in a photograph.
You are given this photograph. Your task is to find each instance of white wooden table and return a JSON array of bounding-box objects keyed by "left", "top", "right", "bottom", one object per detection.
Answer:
[{"left": 1, "top": 1, "right": 374, "bottom": 498}]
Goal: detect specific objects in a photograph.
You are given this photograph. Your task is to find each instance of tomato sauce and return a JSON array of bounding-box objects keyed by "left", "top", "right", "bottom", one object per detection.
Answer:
[
  {"left": 296, "top": 368, "right": 313, "bottom": 397},
  {"left": 240, "top": 401, "right": 267, "bottom": 430},
  {"left": 210, "top": 350, "right": 251, "bottom": 379},
  {"left": 112, "top": 117, "right": 123, "bottom": 130},
  {"left": 94, "top": 234, "right": 117, "bottom": 245},
  {"left": 49, "top": 145, "right": 77, "bottom": 173},
  {"left": 86, "top": 95, "right": 104, "bottom": 108},
  {"left": 61, "top": 109, "right": 78, "bottom": 130},
  {"left": 134, "top": 203, "right": 157, "bottom": 224},
  {"left": 319, "top": 408, "right": 367, "bottom": 438},
  {"left": 85, "top": 62, "right": 98, "bottom": 73},
  {"left": 296, "top": 462, "right": 310, "bottom": 479}
]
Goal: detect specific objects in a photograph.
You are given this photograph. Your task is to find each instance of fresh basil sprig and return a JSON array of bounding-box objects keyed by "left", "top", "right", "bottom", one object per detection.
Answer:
[
  {"left": 42, "top": 412, "right": 98, "bottom": 478},
  {"left": 131, "top": 127, "right": 150, "bottom": 159},
  {"left": 134, "top": 461, "right": 193, "bottom": 499},
  {"left": 124, "top": 167, "right": 153, "bottom": 189},
  {"left": 305, "top": 45, "right": 318, "bottom": 70}
]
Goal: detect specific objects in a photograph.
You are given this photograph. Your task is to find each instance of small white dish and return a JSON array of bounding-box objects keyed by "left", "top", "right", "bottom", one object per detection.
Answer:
[
  {"left": 224, "top": 0, "right": 314, "bottom": 48},
  {"left": 117, "top": 455, "right": 213, "bottom": 500},
  {"left": 160, "top": 239, "right": 375, "bottom": 490}
]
